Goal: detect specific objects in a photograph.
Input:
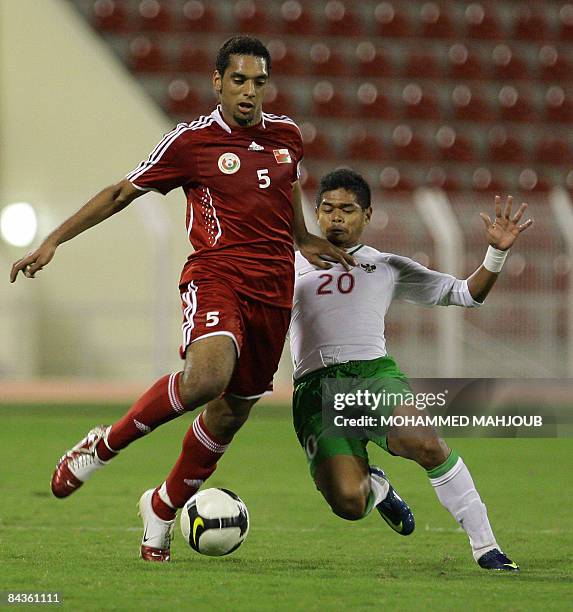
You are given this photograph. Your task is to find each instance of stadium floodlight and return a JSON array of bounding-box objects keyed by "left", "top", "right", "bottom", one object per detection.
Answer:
[{"left": 0, "top": 202, "right": 38, "bottom": 247}]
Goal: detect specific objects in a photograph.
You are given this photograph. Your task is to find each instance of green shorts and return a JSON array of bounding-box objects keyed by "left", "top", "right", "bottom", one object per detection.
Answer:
[{"left": 292, "top": 356, "right": 412, "bottom": 477}]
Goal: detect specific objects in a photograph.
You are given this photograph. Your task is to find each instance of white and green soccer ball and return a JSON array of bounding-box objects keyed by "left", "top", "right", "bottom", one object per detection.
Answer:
[{"left": 180, "top": 488, "right": 250, "bottom": 557}]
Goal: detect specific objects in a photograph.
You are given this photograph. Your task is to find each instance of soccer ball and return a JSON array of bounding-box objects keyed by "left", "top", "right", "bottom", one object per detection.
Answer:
[{"left": 180, "top": 488, "right": 250, "bottom": 556}]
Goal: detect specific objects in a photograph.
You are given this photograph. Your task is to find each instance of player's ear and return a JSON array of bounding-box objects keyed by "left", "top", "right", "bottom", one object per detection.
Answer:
[
  {"left": 213, "top": 70, "right": 222, "bottom": 94},
  {"left": 364, "top": 206, "right": 372, "bottom": 224}
]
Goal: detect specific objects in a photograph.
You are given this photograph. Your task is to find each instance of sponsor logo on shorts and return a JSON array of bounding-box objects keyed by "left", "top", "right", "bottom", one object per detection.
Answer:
[{"left": 218, "top": 152, "right": 241, "bottom": 174}]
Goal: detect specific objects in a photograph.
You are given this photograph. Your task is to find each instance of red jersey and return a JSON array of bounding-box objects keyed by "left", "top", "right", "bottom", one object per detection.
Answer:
[{"left": 126, "top": 106, "right": 303, "bottom": 307}]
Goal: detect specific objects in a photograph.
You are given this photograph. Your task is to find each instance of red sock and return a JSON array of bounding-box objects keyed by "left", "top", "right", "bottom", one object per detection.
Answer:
[
  {"left": 97, "top": 372, "right": 185, "bottom": 458},
  {"left": 161, "top": 411, "right": 229, "bottom": 509}
]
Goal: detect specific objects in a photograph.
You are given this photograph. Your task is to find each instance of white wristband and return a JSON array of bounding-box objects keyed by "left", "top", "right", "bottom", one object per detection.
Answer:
[{"left": 483, "top": 246, "right": 508, "bottom": 273}]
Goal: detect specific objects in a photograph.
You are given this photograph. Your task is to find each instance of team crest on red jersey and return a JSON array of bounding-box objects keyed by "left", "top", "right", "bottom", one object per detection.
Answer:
[
  {"left": 218, "top": 152, "right": 241, "bottom": 174},
  {"left": 273, "top": 149, "right": 292, "bottom": 164}
]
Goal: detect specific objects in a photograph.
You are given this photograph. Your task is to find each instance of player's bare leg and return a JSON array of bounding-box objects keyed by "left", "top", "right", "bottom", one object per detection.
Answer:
[
  {"left": 387, "top": 405, "right": 518, "bottom": 571},
  {"left": 51, "top": 335, "right": 237, "bottom": 499},
  {"left": 314, "top": 455, "right": 414, "bottom": 534}
]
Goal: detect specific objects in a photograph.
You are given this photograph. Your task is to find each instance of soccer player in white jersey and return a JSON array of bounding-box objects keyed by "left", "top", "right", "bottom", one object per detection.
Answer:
[{"left": 290, "top": 168, "right": 533, "bottom": 571}]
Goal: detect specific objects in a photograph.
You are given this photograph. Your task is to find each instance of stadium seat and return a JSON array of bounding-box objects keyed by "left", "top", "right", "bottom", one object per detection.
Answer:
[
  {"left": 538, "top": 45, "right": 572, "bottom": 83},
  {"left": 513, "top": 7, "right": 548, "bottom": 42},
  {"left": 471, "top": 167, "right": 506, "bottom": 193},
  {"left": 534, "top": 136, "right": 573, "bottom": 166},
  {"left": 267, "top": 40, "right": 306, "bottom": 76},
  {"left": 378, "top": 166, "right": 416, "bottom": 191},
  {"left": 263, "top": 84, "right": 295, "bottom": 117},
  {"left": 174, "top": 43, "right": 210, "bottom": 73},
  {"left": 233, "top": 0, "right": 268, "bottom": 35},
  {"left": 346, "top": 126, "right": 385, "bottom": 161},
  {"left": 487, "top": 126, "right": 526, "bottom": 164},
  {"left": 418, "top": 2, "right": 456, "bottom": 39},
  {"left": 163, "top": 79, "right": 204, "bottom": 118},
  {"left": 374, "top": 2, "right": 412, "bottom": 38},
  {"left": 491, "top": 45, "right": 528, "bottom": 81},
  {"left": 401, "top": 84, "right": 440, "bottom": 121},
  {"left": 91, "top": 0, "right": 130, "bottom": 33},
  {"left": 392, "top": 125, "right": 431, "bottom": 161},
  {"left": 355, "top": 42, "right": 393, "bottom": 79},
  {"left": 425, "top": 166, "right": 462, "bottom": 191},
  {"left": 498, "top": 86, "right": 536, "bottom": 123},
  {"left": 447, "top": 44, "right": 485, "bottom": 80},
  {"left": 324, "top": 1, "right": 361, "bottom": 36},
  {"left": 558, "top": 3, "right": 573, "bottom": 42},
  {"left": 355, "top": 83, "right": 393, "bottom": 120},
  {"left": 128, "top": 36, "right": 165, "bottom": 73},
  {"left": 403, "top": 51, "right": 441, "bottom": 80},
  {"left": 435, "top": 126, "right": 475, "bottom": 163},
  {"left": 544, "top": 86, "right": 573, "bottom": 123},
  {"left": 308, "top": 43, "right": 350, "bottom": 77},
  {"left": 451, "top": 85, "right": 492, "bottom": 122},
  {"left": 518, "top": 168, "right": 551, "bottom": 193},
  {"left": 463, "top": 3, "right": 503, "bottom": 40},
  {"left": 299, "top": 122, "right": 335, "bottom": 160},
  {"left": 312, "top": 81, "right": 348, "bottom": 118},
  {"left": 180, "top": 1, "right": 219, "bottom": 33},
  {"left": 278, "top": 0, "right": 315, "bottom": 35},
  {"left": 137, "top": 0, "right": 172, "bottom": 32}
]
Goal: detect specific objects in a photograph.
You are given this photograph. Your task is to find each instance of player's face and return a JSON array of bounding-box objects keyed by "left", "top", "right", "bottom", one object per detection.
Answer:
[
  {"left": 213, "top": 55, "right": 269, "bottom": 128},
  {"left": 316, "top": 188, "right": 371, "bottom": 248}
]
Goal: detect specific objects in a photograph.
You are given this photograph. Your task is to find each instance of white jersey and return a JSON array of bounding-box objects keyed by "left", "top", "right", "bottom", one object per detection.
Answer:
[{"left": 290, "top": 244, "right": 481, "bottom": 379}]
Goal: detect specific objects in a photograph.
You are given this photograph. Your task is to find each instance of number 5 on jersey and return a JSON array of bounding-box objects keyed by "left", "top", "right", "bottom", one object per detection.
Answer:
[
  {"left": 257, "top": 169, "right": 270, "bottom": 189},
  {"left": 206, "top": 311, "right": 220, "bottom": 327}
]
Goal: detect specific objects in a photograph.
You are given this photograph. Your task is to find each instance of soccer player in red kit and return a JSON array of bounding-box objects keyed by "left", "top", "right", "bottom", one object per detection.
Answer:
[{"left": 10, "top": 36, "right": 354, "bottom": 561}]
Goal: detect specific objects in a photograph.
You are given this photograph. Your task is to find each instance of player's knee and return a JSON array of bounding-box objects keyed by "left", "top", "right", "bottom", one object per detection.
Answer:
[
  {"left": 179, "top": 373, "right": 230, "bottom": 409},
  {"left": 329, "top": 487, "right": 367, "bottom": 521}
]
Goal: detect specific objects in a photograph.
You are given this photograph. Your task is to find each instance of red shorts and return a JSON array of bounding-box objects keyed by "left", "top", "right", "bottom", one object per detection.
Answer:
[{"left": 179, "top": 279, "right": 291, "bottom": 399}]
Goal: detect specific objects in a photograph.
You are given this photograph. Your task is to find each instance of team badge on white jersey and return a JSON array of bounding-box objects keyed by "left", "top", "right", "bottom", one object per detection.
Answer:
[
  {"left": 273, "top": 148, "right": 292, "bottom": 164},
  {"left": 218, "top": 152, "right": 241, "bottom": 174},
  {"left": 248, "top": 141, "right": 264, "bottom": 151}
]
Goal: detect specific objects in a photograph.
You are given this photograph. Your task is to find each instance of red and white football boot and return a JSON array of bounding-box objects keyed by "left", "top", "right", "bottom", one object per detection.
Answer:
[{"left": 138, "top": 489, "right": 175, "bottom": 562}]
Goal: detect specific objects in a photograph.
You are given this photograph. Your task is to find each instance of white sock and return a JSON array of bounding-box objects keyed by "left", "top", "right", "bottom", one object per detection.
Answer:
[
  {"left": 430, "top": 457, "right": 498, "bottom": 561},
  {"left": 370, "top": 474, "right": 390, "bottom": 506},
  {"left": 158, "top": 482, "right": 176, "bottom": 510}
]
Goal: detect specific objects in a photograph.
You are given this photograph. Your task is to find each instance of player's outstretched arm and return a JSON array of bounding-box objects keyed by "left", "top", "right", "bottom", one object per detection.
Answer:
[
  {"left": 9, "top": 179, "right": 144, "bottom": 283},
  {"left": 466, "top": 195, "right": 533, "bottom": 302},
  {"left": 291, "top": 181, "right": 355, "bottom": 271}
]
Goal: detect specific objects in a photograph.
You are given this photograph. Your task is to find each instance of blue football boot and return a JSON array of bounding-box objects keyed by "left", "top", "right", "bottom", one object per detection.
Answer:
[
  {"left": 369, "top": 466, "right": 415, "bottom": 536},
  {"left": 477, "top": 548, "right": 519, "bottom": 571}
]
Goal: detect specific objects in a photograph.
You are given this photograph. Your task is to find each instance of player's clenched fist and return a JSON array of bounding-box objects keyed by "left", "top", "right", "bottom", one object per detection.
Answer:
[{"left": 10, "top": 241, "right": 57, "bottom": 282}]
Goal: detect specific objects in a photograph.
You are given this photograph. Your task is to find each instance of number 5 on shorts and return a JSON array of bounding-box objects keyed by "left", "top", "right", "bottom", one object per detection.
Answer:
[{"left": 206, "top": 311, "right": 220, "bottom": 327}]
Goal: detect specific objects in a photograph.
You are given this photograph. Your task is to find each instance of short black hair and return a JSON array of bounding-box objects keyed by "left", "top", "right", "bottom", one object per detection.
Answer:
[
  {"left": 215, "top": 36, "right": 272, "bottom": 76},
  {"left": 316, "top": 168, "right": 372, "bottom": 210}
]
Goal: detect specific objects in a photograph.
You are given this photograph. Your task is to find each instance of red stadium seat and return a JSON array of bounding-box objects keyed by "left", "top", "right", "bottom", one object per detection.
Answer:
[
  {"left": 418, "top": 2, "right": 456, "bottom": 39},
  {"left": 163, "top": 79, "right": 204, "bottom": 118},
  {"left": 538, "top": 45, "right": 572, "bottom": 83},
  {"left": 425, "top": 166, "right": 462, "bottom": 191},
  {"left": 355, "top": 83, "right": 393, "bottom": 120},
  {"left": 534, "top": 137, "right": 573, "bottom": 166},
  {"left": 312, "top": 81, "right": 348, "bottom": 118},
  {"left": 491, "top": 45, "right": 528, "bottom": 81},
  {"left": 346, "top": 126, "right": 385, "bottom": 161},
  {"left": 355, "top": 42, "right": 393, "bottom": 79},
  {"left": 498, "top": 86, "right": 536, "bottom": 123},
  {"left": 263, "top": 84, "right": 295, "bottom": 117},
  {"left": 401, "top": 84, "right": 440, "bottom": 121},
  {"left": 513, "top": 7, "right": 548, "bottom": 42},
  {"left": 379, "top": 166, "right": 416, "bottom": 192},
  {"left": 471, "top": 167, "right": 506, "bottom": 193},
  {"left": 451, "top": 85, "right": 492, "bottom": 122},
  {"left": 544, "top": 86, "right": 573, "bottom": 123},
  {"left": 403, "top": 51, "right": 440, "bottom": 80},
  {"left": 267, "top": 40, "right": 306, "bottom": 76},
  {"left": 447, "top": 44, "right": 485, "bottom": 80},
  {"left": 518, "top": 168, "right": 551, "bottom": 193},
  {"left": 558, "top": 4, "right": 573, "bottom": 42},
  {"left": 374, "top": 2, "right": 412, "bottom": 38},
  {"left": 279, "top": 1, "right": 315, "bottom": 35},
  {"left": 181, "top": 1, "right": 219, "bottom": 33},
  {"left": 174, "top": 43, "right": 210, "bottom": 73},
  {"left": 435, "top": 126, "right": 475, "bottom": 163},
  {"left": 324, "top": 1, "right": 361, "bottom": 36},
  {"left": 308, "top": 43, "right": 350, "bottom": 77},
  {"left": 300, "top": 122, "right": 334, "bottom": 160},
  {"left": 128, "top": 36, "right": 165, "bottom": 73},
  {"left": 487, "top": 127, "right": 526, "bottom": 164},
  {"left": 137, "top": 0, "right": 172, "bottom": 32},
  {"left": 233, "top": 0, "right": 268, "bottom": 35},
  {"left": 392, "top": 125, "right": 431, "bottom": 161},
  {"left": 463, "top": 3, "right": 503, "bottom": 40},
  {"left": 92, "top": 0, "right": 130, "bottom": 33}
]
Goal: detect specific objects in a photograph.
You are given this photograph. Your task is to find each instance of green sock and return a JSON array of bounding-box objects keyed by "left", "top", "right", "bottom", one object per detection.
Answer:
[{"left": 426, "top": 449, "right": 459, "bottom": 479}]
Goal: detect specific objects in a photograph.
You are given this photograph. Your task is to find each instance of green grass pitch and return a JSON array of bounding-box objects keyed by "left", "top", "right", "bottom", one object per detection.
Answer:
[{"left": 1, "top": 403, "right": 572, "bottom": 611}]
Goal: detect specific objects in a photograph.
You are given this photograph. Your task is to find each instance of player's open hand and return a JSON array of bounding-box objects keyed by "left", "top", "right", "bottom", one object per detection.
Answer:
[
  {"left": 298, "top": 233, "right": 355, "bottom": 271},
  {"left": 479, "top": 195, "right": 533, "bottom": 251},
  {"left": 10, "top": 241, "right": 57, "bottom": 283}
]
